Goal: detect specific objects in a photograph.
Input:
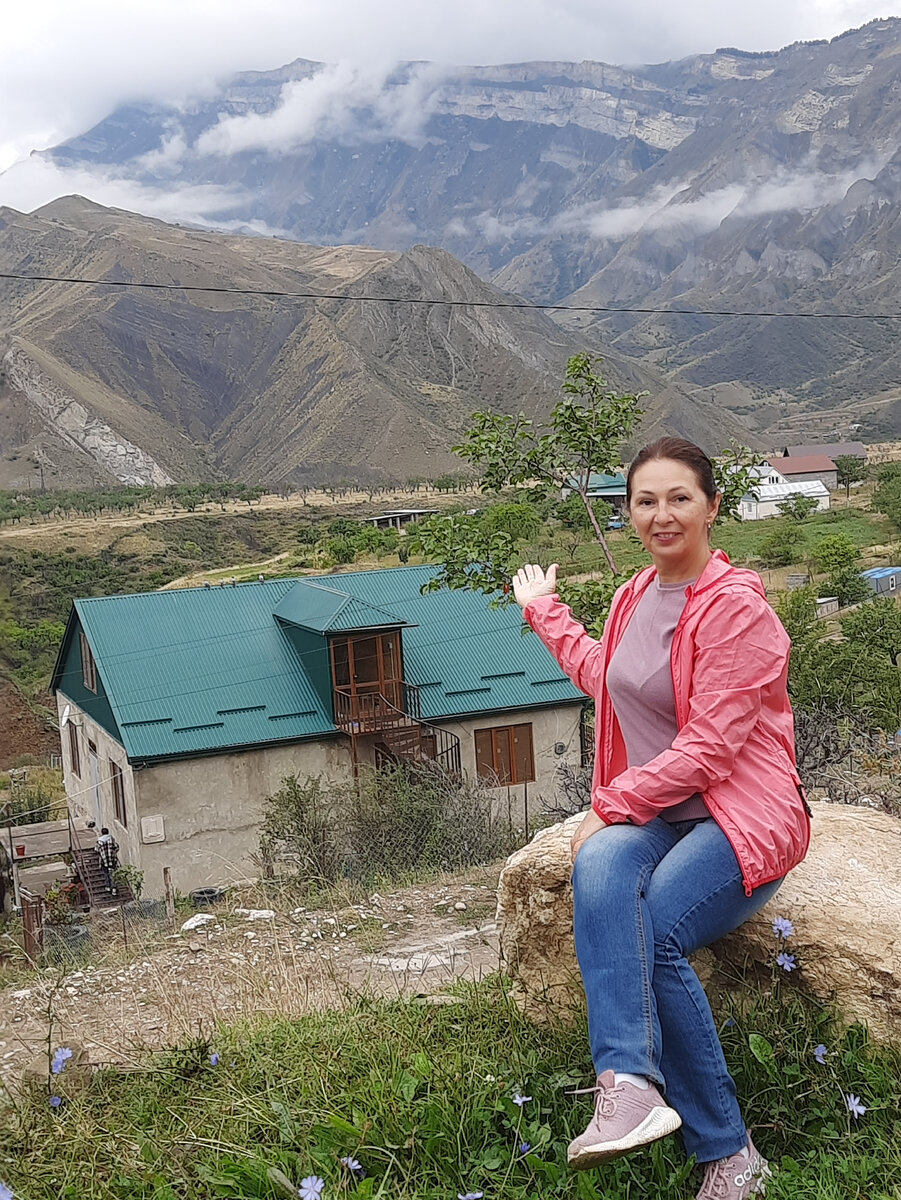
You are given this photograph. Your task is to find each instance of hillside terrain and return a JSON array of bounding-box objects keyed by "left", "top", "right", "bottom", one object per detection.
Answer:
[
  {"left": 0, "top": 199, "right": 743, "bottom": 490},
  {"left": 26, "top": 18, "right": 901, "bottom": 436}
]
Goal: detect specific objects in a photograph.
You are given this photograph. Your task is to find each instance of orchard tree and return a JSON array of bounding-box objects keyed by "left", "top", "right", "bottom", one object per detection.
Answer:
[
  {"left": 776, "top": 494, "right": 819, "bottom": 522},
  {"left": 451, "top": 352, "right": 644, "bottom": 574},
  {"left": 835, "top": 455, "right": 867, "bottom": 500}
]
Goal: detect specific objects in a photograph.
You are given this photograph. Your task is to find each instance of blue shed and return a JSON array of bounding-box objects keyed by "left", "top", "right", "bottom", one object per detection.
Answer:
[{"left": 861, "top": 567, "right": 901, "bottom": 596}]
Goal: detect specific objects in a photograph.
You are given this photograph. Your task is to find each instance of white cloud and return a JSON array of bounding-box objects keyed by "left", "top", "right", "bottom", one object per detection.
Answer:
[
  {"left": 196, "top": 61, "right": 448, "bottom": 157},
  {"left": 0, "top": 155, "right": 251, "bottom": 227},
  {"left": 0, "top": 1, "right": 894, "bottom": 175}
]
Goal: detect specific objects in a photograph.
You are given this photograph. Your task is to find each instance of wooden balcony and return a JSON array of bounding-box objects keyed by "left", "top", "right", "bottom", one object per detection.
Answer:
[{"left": 333, "top": 681, "right": 421, "bottom": 734}]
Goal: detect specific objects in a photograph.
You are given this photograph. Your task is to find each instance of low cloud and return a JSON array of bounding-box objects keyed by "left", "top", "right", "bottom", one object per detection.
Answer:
[
  {"left": 195, "top": 61, "right": 449, "bottom": 158},
  {"left": 0, "top": 155, "right": 253, "bottom": 229}
]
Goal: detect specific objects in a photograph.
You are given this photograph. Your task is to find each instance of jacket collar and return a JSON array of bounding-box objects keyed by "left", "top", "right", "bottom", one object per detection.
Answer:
[{"left": 625, "top": 548, "right": 736, "bottom": 603}]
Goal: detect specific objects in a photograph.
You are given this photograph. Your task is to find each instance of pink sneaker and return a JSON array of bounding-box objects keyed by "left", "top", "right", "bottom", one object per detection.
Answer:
[
  {"left": 567, "top": 1070, "right": 682, "bottom": 1169},
  {"left": 696, "top": 1134, "right": 770, "bottom": 1199}
]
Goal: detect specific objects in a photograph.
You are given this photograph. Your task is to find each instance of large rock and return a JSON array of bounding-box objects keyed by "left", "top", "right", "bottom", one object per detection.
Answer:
[{"left": 496, "top": 801, "right": 901, "bottom": 1041}]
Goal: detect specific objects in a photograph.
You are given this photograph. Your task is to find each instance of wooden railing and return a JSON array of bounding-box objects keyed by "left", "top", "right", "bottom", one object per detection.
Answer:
[
  {"left": 333, "top": 685, "right": 461, "bottom": 775},
  {"left": 333, "top": 682, "right": 421, "bottom": 733}
]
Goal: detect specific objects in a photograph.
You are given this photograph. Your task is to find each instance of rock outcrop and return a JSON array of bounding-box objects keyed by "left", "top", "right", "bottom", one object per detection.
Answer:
[{"left": 496, "top": 801, "right": 901, "bottom": 1041}]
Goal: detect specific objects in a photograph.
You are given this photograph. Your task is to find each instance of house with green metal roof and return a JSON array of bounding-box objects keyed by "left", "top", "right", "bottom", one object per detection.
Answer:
[
  {"left": 561, "top": 472, "right": 627, "bottom": 509},
  {"left": 51, "top": 566, "right": 586, "bottom": 895}
]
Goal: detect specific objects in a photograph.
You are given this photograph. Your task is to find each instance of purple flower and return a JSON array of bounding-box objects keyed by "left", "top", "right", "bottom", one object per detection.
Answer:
[
  {"left": 518, "top": 1141, "right": 531, "bottom": 1154},
  {"left": 511, "top": 1091, "right": 531, "bottom": 1107},
  {"left": 724, "top": 1018, "right": 736, "bottom": 1028},
  {"left": 0, "top": 1182, "right": 13, "bottom": 1200},
  {"left": 846, "top": 1093, "right": 867, "bottom": 1119},
  {"left": 339, "top": 1156, "right": 365, "bottom": 1180},
  {"left": 776, "top": 952, "right": 797, "bottom": 972},
  {"left": 51, "top": 1047, "right": 73, "bottom": 1075},
  {"left": 814, "top": 1044, "right": 828, "bottom": 1065},
  {"left": 458, "top": 1193, "right": 484, "bottom": 1200},
  {"left": 209, "top": 1052, "right": 220, "bottom": 1067},
  {"left": 298, "top": 1176, "right": 325, "bottom": 1200},
  {"left": 49, "top": 1096, "right": 62, "bottom": 1108},
  {"left": 772, "top": 917, "right": 795, "bottom": 940}
]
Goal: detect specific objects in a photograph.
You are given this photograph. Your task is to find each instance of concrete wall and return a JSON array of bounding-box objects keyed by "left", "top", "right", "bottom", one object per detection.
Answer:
[
  {"left": 783, "top": 470, "right": 838, "bottom": 490},
  {"left": 438, "top": 704, "right": 584, "bottom": 828},
  {"left": 133, "top": 735, "right": 353, "bottom": 896},
  {"left": 56, "top": 692, "right": 141, "bottom": 867},
  {"left": 741, "top": 494, "right": 830, "bottom": 521}
]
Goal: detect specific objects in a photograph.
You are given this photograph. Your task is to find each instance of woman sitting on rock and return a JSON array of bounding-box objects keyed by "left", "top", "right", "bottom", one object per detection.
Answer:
[{"left": 512, "top": 436, "right": 810, "bottom": 1200}]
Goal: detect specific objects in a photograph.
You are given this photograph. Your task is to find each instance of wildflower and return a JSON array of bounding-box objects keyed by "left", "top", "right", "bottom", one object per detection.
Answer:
[
  {"left": 518, "top": 1142, "right": 531, "bottom": 1154},
  {"left": 458, "top": 1193, "right": 484, "bottom": 1200},
  {"left": 846, "top": 1093, "right": 867, "bottom": 1119},
  {"left": 776, "top": 952, "right": 797, "bottom": 972},
  {"left": 298, "top": 1176, "right": 325, "bottom": 1200},
  {"left": 209, "top": 1052, "right": 220, "bottom": 1067},
  {"left": 49, "top": 1096, "right": 62, "bottom": 1108},
  {"left": 772, "top": 917, "right": 795, "bottom": 940},
  {"left": 483, "top": 1074, "right": 497, "bottom": 1083},
  {"left": 51, "top": 1047, "right": 73, "bottom": 1075},
  {"left": 724, "top": 1018, "right": 736, "bottom": 1028},
  {"left": 0, "top": 1182, "right": 13, "bottom": 1200},
  {"left": 814, "top": 1044, "right": 828, "bottom": 1065},
  {"left": 511, "top": 1091, "right": 531, "bottom": 1106},
  {"left": 339, "top": 1156, "right": 365, "bottom": 1180}
]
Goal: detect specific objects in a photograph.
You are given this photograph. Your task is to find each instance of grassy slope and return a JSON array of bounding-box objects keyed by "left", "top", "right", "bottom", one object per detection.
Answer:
[{"left": 3, "top": 979, "right": 899, "bottom": 1199}]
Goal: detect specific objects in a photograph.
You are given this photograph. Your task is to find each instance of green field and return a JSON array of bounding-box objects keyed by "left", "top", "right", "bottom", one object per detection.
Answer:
[{"left": 3, "top": 977, "right": 898, "bottom": 1199}]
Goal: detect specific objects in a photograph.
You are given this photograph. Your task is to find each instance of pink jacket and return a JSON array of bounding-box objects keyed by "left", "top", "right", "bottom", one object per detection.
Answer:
[{"left": 525, "top": 550, "right": 811, "bottom": 895}]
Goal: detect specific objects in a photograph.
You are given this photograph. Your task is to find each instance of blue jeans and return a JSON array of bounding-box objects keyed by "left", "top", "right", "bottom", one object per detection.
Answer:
[{"left": 571, "top": 816, "right": 782, "bottom": 1162}]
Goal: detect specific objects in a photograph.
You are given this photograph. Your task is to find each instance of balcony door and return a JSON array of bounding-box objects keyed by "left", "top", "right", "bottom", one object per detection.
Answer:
[{"left": 331, "top": 633, "right": 403, "bottom": 715}]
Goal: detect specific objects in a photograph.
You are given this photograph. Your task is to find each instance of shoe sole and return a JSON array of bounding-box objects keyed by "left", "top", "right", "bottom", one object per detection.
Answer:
[{"left": 568, "top": 1105, "right": 683, "bottom": 1169}]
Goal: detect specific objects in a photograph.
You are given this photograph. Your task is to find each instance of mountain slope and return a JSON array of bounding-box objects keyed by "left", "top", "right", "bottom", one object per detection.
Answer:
[
  {"left": 25, "top": 17, "right": 901, "bottom": 438},
  {"left": 0, "top": 199, "right": 744, "bottom": 489}
]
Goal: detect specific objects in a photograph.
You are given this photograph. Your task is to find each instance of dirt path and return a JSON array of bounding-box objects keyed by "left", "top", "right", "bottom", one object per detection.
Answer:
[
  {"left": 0, "top": 873, "right": 500, "bottom": 1086},
  {"left": 0, "top": 487, "right": 477, "bottom": 548}
]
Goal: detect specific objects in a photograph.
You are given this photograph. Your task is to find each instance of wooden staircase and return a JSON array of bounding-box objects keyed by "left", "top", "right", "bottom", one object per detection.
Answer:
[
  {"left": 334, "top": 685, "right": 461, "bottom": 776},
  {"left": 71, "top": 845, "right": 134, "bottom": 909}
]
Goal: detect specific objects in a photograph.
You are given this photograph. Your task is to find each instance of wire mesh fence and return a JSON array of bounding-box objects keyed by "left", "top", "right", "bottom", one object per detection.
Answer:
[{"left": 3, "top": 761, "right": 540, "bottom": 978}]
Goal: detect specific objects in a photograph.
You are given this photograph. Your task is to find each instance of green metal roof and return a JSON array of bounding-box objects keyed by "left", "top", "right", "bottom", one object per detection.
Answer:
[
  {"left": 54, "top": 566, "right": 583, "bottom": 762},
  {"left": 566, "top": 472, "right": 627, "bottom": 493},
  {"left": 274, "top": 579, "right": 409, "bottom": 633}
]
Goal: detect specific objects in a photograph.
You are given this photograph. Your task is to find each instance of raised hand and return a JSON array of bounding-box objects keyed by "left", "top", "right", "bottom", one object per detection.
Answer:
[{"left": 512, "top": 562, "right": 559, "bottom": 608}]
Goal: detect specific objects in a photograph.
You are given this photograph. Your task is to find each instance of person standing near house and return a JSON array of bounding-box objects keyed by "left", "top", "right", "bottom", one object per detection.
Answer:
[
  {"left": 512, "top": 437, "right": 810, "bottom": 1200},
  {"left": 96, "top": 827, "right": 120, "bottom": 895}
]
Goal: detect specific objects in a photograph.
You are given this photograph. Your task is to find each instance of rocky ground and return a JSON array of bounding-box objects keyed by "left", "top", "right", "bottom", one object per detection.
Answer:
[{"left": 0, "top": 871, "right": 501, "bottom": 1087}]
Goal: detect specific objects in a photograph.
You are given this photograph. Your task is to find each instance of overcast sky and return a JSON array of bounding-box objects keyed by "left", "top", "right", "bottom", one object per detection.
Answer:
[{"left": 1, "top": 0, "right": 896, "bottom": 176}]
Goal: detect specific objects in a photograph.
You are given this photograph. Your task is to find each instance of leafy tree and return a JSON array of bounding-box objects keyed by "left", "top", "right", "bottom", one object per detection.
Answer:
[
  {"left": 710, "top": 443, "right": 763, "bottom": 522},
  {"left": 776, "top": 495, "right": 819, "bottom": 522},
  {"left": 823, "top": 567, "right": 870, "bottom": 607},
  {"left": 479, "top": 502, "right": 542, "bottom": 543},
  {"left": 452, "top": 352, "right": 643, "bottom": 574},
  {"left": 840, "top": 596, "right": 901, "bottom": 662},
  {"left": 555, "top": 493, "right": 613, "bottom": 533},
  {"left": 757, "top": 524, "right": 805, "bottom": 567},
  {"left": 811, "top": 532, "right": 860, "bottom": 576},
  {"left": 834, "top": 455, "right": 867, "bottom": 499}
]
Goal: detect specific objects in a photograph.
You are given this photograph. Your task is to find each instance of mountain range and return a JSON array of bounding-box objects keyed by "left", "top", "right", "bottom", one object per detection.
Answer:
[
  {"left": 0, "top": 199, "right": 741, "bottom": 489},
  {"left": 3, "top": 19, "right": 901, "bottom": 488},
  {"left": 31, "top": 16, "right": 901, "bottom": 441}
]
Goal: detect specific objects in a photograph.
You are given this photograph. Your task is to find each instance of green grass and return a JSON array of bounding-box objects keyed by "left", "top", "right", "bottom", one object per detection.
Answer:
[{"left": 3, "top": 978, "right": 899, "bottom": 1199}]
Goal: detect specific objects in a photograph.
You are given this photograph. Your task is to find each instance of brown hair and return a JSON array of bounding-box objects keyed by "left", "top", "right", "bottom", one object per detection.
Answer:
[{"left": 626, "top": 437, "right": 719, "bottom": 506}]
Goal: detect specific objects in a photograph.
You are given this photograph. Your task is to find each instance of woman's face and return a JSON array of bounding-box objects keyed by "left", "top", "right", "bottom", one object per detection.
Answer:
[{"left": 628, "top": 457, "right": 720, "bottom": 579}]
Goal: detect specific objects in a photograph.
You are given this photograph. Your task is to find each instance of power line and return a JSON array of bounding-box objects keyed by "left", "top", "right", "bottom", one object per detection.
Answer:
[{"left": 1, "top": 268, "right": 899, "bottom": 320}]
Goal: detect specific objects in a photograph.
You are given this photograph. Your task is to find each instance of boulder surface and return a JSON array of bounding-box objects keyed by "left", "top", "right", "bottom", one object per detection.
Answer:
[{"left": 496, "top": 801, "right": 901, "bottom": 1040}]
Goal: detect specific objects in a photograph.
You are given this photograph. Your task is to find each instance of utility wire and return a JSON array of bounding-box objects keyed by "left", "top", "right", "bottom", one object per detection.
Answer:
[{"left": 1, "top": 268, "right": 899, "bottom": 320}]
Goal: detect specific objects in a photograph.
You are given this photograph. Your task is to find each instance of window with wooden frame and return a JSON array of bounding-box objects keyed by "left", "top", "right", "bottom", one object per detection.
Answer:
[
  {"left": 80, "top": 631, "right": 98, "bottom": 692},
  {"left": 474, "top": 723, "right": 535, "bottom": 786},
  {"left": 110, "top": 759, "right": 127, "bottom": 827},
  {"left": 67, "top": 722, "right": 81, "bottom": 777}
]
